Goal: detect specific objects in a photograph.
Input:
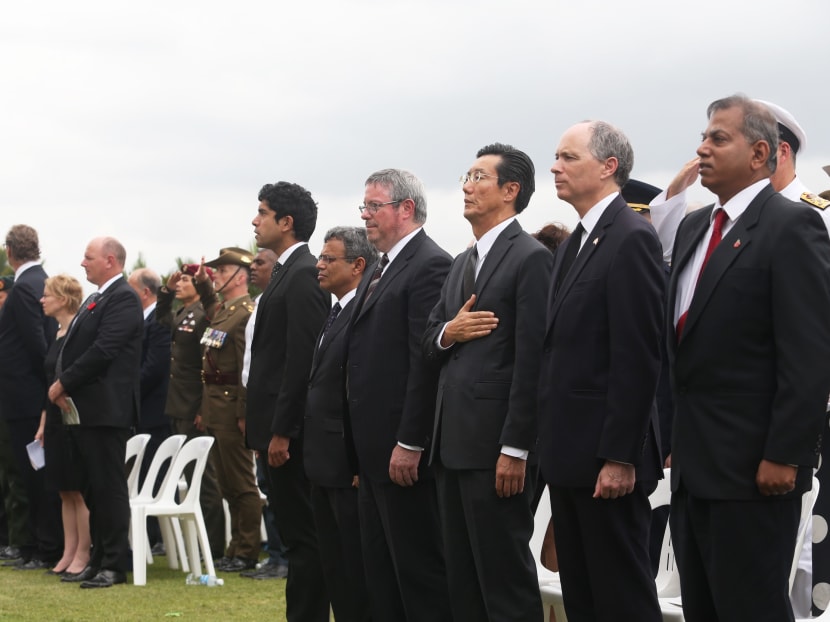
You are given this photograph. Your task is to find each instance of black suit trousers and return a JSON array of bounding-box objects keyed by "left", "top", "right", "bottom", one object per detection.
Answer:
[
  {"left": 358, "top": 475, "right": 452, "bottom": 622},
  {"left": 7, "top": 417, "right": 62, "bottom": 561},
  {"left": 71, "top": 426, "right": 131, "bottom": 572},
  {"left": 310, "top": 484, "right": 371, "bottom": 622},
  {"left": 435, "top": 462, "right": 543, "bottom": 622},
  {"left": 549, "top": 483, "right": 661, "bottom": 622},
  {"left": 265, "top": 440, "right": 329, "bottom": 622},
  {"left": 671, "top": 483, "right": 800, "bottom": 622}
]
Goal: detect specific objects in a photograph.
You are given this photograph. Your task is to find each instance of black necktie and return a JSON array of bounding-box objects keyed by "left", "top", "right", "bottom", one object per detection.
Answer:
[
  {"left": 462, "top": 245, "right": 478, "bottom": 300},
  {"left": 364, "top": 254, "right": 389, "bottom": 302},
  {"left": 270, "top": 261, "right": 282, "bottom": 280},
  {"left": 556, "top": 223, "right": 584, "bottom": 294},
  {"left": 319, "top": 302, "right": 342, "bottom": 346}
]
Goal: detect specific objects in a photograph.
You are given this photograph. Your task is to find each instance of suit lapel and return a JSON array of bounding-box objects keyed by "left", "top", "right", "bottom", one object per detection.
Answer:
[
  {"left": 355, "top": 230, "right": 425, "bottom": 321},
  {"left": 311, "top": 303, "right": 351, "bottom": 376},
  {"left": 471, "top": 220, "right": 520, "bottom": 307},
  {"left": 253, "top": 244, "right": 308, "bottom": 340},
  {"left": 679, "top": 188, "right": 768, "bottom": 342},
  {"left": 546, "top": 198, "right": 624, "bottom": 334}
]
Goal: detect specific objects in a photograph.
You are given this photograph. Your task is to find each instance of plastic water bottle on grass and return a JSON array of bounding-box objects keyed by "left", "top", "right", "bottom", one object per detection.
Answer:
[{"left": 185, "top": 573, "right": 224, "bottom": 586}]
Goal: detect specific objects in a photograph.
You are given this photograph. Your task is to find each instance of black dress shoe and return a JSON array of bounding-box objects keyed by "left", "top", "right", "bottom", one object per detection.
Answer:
[
  {"left": 80, "top": 569, "right": 127, "bottom": 589},
  {"left": 61, "top": 565, "right": 99, "bottom": 583},
  {"left": 213, "top": 556, "right": 234, "bottom": 571},
  {"left": 240, "top": 562, "right": 288, "bottom": 579},
  {"left": 216, "top": 557, "right": 257, "bottom": 572},
  {"left": 14, "top": 559, "right": 50, "bottom": 570},
  {"left": 0, "top": 546, "right": 22, "bottom": 560}
]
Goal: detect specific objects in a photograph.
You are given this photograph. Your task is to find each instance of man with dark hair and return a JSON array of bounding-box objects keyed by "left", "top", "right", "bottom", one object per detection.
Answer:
[
  {"left": 0, "top": 224, "right": 60, "bottom": 570},
  {"left": 248, "top": 182, "right": 330, "bottom": 621},
  {"left": 346, "top": 168, "right": 453, "bottom": 621},
  {"left": 193, "top": 248, "right": 261, "bottom": 573},
  {"left": 539, "top": 121, "right": 665, "bottom": 621},
  {"left": 423, "top": 143, "right": 550, "bottom": 620},
  {"left": 668, "top": 95, "right": 830, "bottom": 622},
  {"left": 305, "top": 226, "right": 376, "bottom": 621},
  {"left": 48, "top": 236, "right": 143, "bottom": 588}
]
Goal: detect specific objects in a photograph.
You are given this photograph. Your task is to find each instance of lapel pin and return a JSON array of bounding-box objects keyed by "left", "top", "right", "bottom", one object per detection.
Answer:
[
  {"left": 592, "top": 237, "right": 599, "bottom": 246},
  {"left": 733, "top": 239, "right": 741, "bottom": 248}
]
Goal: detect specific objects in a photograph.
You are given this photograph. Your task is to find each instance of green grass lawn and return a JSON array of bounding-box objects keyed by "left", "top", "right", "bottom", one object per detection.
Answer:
[{"left": 0, "top": 558, "right": 288, "bottom": 621}]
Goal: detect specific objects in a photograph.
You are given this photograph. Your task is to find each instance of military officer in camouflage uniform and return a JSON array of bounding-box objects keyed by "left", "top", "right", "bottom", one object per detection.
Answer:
[
  {"left": 195, "top": 248, "right": 262, "bottom": 572},
  {"left": 156, "top": 263, "right": 226, "bottom": 559}
]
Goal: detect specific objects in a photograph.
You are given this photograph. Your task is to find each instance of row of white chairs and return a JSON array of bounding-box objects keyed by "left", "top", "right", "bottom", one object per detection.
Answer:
[
  {"left": 125, "top": 433, "right": 216, "bottom": 586},
  {"left": 531, "top": 468, "right": 824, "bottom": 622}
]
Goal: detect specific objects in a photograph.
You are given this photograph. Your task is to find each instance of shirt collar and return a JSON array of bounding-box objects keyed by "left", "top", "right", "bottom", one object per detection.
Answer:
[
  {"left": 98, "top": 274, "right": 122, "bottom": 294},
  {"left": 475, "top": 216, "right": 516, "bottom": 258},
  {"left": 713, "top": 179, "right": 770, "bottom": 224},
  {"left": 277, "top": 241, "right": 306, "bottom": 266},
  {"left": 384, "top": 227, "right": 422, "bottom": 267},
  {"left": 142, "top": 300, "right": 157, "bottom": 320},
  {"left": 337, "top": 288, "right": 357, "bottom": 308},
  {"left": 13, "top": 260, "right": 40, "bottom": 281},
  {"left": 579, "top": 192, "right": 619, "bottom": 235}
]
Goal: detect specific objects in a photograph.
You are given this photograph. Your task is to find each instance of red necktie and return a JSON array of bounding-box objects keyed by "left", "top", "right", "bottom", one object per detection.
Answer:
[{"left": 676, "top": 208, "right": 728, "bottom": 340}]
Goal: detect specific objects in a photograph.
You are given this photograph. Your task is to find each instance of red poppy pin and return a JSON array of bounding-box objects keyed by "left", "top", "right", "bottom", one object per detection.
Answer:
[
  {"left": 733, "top": 240, "right": 741, "bottom": 248},
  {"left": 87, "top": 302, "right": 97, "bottom": 311}
]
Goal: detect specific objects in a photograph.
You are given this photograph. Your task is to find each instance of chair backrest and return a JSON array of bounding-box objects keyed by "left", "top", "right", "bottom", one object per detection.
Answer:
[
  {"left": 155, "top": 436, "right": 215, "bottom": 511},
  {"left": 125, "top": 433, "right": 151, "bottom": 498},
  {"left": 651, "top": 468, "right": 681, "bottom": 598},
  {"left": 649, "top": 468, "right": 671, "bottom": 510},
  {"left": 790, "top": 476, "right": 820, "bottom": 593},
  {"left": 134, "top": 434, "right": 186, "bottom": 503}
]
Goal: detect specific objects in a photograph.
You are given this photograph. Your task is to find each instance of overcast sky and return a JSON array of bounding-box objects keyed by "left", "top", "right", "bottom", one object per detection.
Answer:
[{"left": 3, "top": 0, "right": 828, "bottom": 292}]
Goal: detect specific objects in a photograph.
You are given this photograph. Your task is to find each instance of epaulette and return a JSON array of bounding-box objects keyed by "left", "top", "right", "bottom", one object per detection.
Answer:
[{"left": 801, "top": 192, "right": 830, "bottom": 210}]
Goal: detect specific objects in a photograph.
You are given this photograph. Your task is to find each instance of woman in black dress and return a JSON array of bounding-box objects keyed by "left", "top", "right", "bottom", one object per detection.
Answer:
[{"left": 34, "top": 274, "right": 88, "bottom": 575}]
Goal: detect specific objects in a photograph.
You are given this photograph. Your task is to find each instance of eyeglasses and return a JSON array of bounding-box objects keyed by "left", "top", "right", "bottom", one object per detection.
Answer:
[
  {"left": 358, "top": 200, "right": 402, "bottom": 214},
  {"left": 460, "top": 171, "right": 496, "bottom": 184},
  {"left": 317, "top": 255, "right": 352, "bottom": 265}
]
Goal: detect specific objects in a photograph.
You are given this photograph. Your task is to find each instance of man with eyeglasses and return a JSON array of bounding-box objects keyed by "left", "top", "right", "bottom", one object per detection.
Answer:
[
  {"left": 248, "top": 182, "right": 330, "bottom": 621},
  {"left": 422, "top": 143, "right": 550, "bottom": 620},
  {"left": 346, "top": 169, "right": 452, "bottom": 621},
  {"left": 304, "top": 226, "right": 376, "bottom": 622}
]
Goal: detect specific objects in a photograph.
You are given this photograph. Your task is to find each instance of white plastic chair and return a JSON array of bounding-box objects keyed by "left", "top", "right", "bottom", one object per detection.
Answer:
[
  {"left": 650, "top": 469, "right": 685, "bottom": 621},
  {"left": 125, "top": 433, "right": 151, "bottom": 499},
  {"left": 131, "top": 434, "right": 187, "bottom": 571},
  {"left": 130, "top": 434, "right": 187, "bottom": 584},
  {"left": 532, "top": 486, "right": 568, "bottom": 622},
  {"left": 130, "top": 436, "right": 216, "bottom": 586},
  {"left": 792, "top": 477, "right": 821, "bottom": 596}
]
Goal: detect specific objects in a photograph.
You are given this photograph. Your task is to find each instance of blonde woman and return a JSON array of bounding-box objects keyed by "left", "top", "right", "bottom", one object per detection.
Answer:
[{"left": 35, "top": 274, "right": 89, "bottom": 576}]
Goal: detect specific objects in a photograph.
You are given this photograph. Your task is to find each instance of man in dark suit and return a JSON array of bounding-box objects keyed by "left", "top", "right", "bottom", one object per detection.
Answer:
[
  {"left": 48, "top": 236, "right": 143, "bottom": 588},
  {"left": 247, "top": 182, "right": 330, "bottom": 621},
  {"left": 346, "top": 168, "right": 453, "bottom": 621},
  {"left": 304, "top": 226, "right": 376, "bottom": 622},
  {"left": 128, "top": 268, "right": 171, "bottom": 550},
  {"left": 422, "top": 143, "right": 550, "bottom": 621},
  {"left": 0, "top": 225, "right": 60, "bottom": 569},
  {"left": 538, "top": 121, "right": 664, "bottom": 622},
  {"left": 667, "top": 95, "right": 830, "bottom": 622}
]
